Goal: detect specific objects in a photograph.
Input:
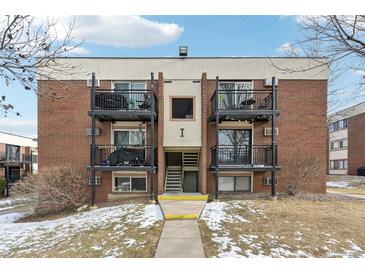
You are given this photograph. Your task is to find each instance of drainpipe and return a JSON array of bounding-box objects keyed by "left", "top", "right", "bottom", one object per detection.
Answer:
[
  {"left": 90, "top": 72, "right": 97, "bottom": 206},
  {"left": 271, "top": 77, "right": 277, "bottom": 197}
]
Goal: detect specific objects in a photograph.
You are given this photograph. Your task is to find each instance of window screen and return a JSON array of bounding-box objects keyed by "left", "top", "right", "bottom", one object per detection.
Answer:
[{"left": 171, "top": 98, "right": 194, "bottom": 119}]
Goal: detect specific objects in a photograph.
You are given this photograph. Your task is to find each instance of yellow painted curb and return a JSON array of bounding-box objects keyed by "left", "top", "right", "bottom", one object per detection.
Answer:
[
  {"left": 158, "top": 195, "right": 208, "bottom": 201},
  {"left": 164, "top": 213, "right": 199, "bottom": 220}
]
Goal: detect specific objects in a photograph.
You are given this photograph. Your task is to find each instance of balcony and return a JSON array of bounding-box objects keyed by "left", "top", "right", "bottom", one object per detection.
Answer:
[
  {"left": 88, "top": 144, "right": 156, "bottom": 171},
  {"left": 0, "top": 153, "right": 36, "bottom": 165},
  {"left": 210, "top": 145, "right": 279, "bottom": 171},
  {"left": 90, "top": 90, "right": 157, "bottom": 121},
  {"left": 209, "top": 89, "right": 279, "bottom": 122}
]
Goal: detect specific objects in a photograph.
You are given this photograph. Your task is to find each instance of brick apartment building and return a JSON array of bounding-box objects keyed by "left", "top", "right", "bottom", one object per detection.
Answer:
[
  {"left": 328, "top": 102, "right": 365, "bottom": 175},
  {"left": 0, "top": 131, "right": 38, "bottom": 195},
  {"left": 38, "top": 55, "right": 328, "bottom": 203}
]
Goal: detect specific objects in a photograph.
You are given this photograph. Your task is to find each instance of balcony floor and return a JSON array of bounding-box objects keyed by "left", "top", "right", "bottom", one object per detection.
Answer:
[
  {"left": 87, "top": 165, "right": 153, "bottom": 171},
  {"left": 89, "top": 110, "right": 157, "bottom": 122},
  {"left": 210, "top": 165, "right": 281, "bottom": 172},
  {"left": 209, "top": 109, "right": 280, "bottom": 123}
]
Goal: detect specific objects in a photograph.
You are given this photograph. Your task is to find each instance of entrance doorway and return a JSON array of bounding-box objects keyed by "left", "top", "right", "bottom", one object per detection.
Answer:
[{"left": 165, "top": 151, "right": 199, "bottom": 193}]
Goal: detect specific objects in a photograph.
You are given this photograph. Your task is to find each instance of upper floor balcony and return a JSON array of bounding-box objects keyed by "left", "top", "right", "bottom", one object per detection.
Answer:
[
  {"left": 89, "top": 144, "right": 156, "bottom": 171},
  {"left": 0, "top": 152, "right": 37, "bottom": 165},
  {"left": 209, "top": 88, "right": 279, "bottom": 122},
  {"left": 90, "top": 89, "right": 157, "bottom": 122},
  {"left": 210, "top": 144, "right": 279, "bottom": 171}
]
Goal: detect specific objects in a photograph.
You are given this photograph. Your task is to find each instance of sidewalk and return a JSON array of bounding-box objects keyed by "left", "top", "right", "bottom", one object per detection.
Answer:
[
  {"left": 154, "top": 194, "right": 207, "bottom": 258},
  {"left": 154, "top": 220, "right": 205, "bottom": 258}
]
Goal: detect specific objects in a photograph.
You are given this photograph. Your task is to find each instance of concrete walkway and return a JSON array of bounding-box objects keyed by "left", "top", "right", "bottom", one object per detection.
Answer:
[
  {"left": 154, "top": 194, "right": 208, "bottom": 258},
  {"left": 155, "top": 220, "right": 205, "bottom": 257}
]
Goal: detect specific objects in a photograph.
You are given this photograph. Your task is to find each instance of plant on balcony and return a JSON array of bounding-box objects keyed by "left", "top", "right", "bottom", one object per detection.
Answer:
[{"left": 11, "top": 166, "right": 88, "bottom": 216}]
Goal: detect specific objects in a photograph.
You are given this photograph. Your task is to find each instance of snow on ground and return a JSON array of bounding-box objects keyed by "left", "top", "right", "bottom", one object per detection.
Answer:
[
  {"left": 0, "top": 204, "right": 163, "bottom": 257},
  {"left": 327, "top": 181, "right": 353, "bottom": 189}
]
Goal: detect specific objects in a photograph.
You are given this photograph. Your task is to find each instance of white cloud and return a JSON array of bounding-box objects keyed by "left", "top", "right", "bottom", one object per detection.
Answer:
[
  {"left": 65, "top": 46, "right": 90, "bottom": 55},
  {"left": 68, "top": 15, "right": 183, "bottom": 48},
  {"left": 0, "top": 118, "right": 37, "bottom": 127},
  {"left": 277, "top": 42, "right": 300, "bottom": 56}
]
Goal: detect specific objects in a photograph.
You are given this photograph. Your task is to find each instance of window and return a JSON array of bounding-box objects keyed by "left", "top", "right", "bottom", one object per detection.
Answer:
[
  {"left": 6, "top": 144, "right": 20, "bottom": 161},
  {"left": 330, "top": 142, "right": 335, "bottom": 150},
  {"left": 329, "top": 119, "right": 348, "bottom": 132},
  {"left": 114, "top": 176, "right": 146, "bottom": 192},
  {"left": 218, "top": 176, "right": 251, "bottom": 192},
  {"left": 218, "top": 81, "right": 253, "bottom": 110},
  {"left": 330, "top": 160, "right": 348, "bottom": 170},
  {"left": 113, "top": 129, "right": 145, "bottom": 146},
  {"left": 171, "top": 97, "right": 194, "bottom": 120},
  {"left": 113, "top": 82, "right": 146, "bottom": 110}
]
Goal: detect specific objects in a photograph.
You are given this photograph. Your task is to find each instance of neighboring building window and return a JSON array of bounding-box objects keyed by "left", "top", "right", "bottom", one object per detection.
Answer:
[
  {"left": 114, "top": 176, "right": 146, "bottom": 192},
  {"left": 6, "top": 144, "right": 20, "bottom": 162},
  {"left": 330, "top": 139, "right": 348, "bottom": 150},
  {"left": 218, "top": 176, "right": 251, "bottom": 192},
  {"left": 330, "top": 160, "right": 348, "bottom": 170},
  {"left": 171, "top": 97, "right": 194, "bottom": 120},
  {"left": 329, "top": 119, "right": 348, "bottom": 132}
]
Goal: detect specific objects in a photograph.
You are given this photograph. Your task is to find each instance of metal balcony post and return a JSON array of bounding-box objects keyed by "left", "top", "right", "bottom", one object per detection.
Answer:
[
  {"left": 271, "top": 77, "right": 277, "bottom": 197},
  {"left": 215, "top": 76, "right": 219, "bottom": 200},
  {"left": 150, "top": 72, "right": 155, "bottom": 201},
  {"left": 90, "top": 72, "right": 97, "bottom": 206},
  {"left": 5, "top": 145, "right": 10, "bottom": 197},
  {"left": 30, "top": 150, "right": 33, "bottom": 175}
]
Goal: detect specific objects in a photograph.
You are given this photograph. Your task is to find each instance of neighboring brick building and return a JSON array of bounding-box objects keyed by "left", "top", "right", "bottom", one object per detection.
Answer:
[
  {"left": 328, "top": 102, "right": 365, "bottom": 175},
  {"left": 0, "top": 131, "right": 38, "bottom": 195},
  {"left": 38, "top": 56, "right": 328, "bottom": 203}
]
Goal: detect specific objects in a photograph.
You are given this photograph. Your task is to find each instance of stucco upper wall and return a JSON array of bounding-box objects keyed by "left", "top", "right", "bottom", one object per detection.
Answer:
[
  {"left": 40, "top": 57, "right": 329, "bottom": 81},
  {"left": 0, "top": 132, "right": 37, "bottom": 148}
]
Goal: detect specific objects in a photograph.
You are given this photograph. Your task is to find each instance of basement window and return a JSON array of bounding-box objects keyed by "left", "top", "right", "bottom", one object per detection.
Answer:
[
  {"left": 171, "top": 97, "right": 194, "bottom": 120},
  {"left": 218, "top": 176, "right": 251, "bottom": 192},
  {"left": 114, "top": 176, "right": 146, "bottom": 192}
]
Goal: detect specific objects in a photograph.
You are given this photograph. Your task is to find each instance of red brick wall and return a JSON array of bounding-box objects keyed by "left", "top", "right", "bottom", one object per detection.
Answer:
[
  {"left": 204, "top": 79, "right": 328, "bottom": 194},
  {"left": 38, "top": 79, "right": 160, "bottom": 202},
  {"left": 348, "top": 112, "right": 365, "bottom": 175}
]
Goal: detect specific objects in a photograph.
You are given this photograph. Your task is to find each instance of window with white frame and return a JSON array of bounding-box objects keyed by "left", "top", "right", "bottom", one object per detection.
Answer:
[
  {"left": 114, "top": 176, "right": 146, "bottom": 192},
  {"left": 330, "top": 159, "right": 348, "bottom": 170},
  {"left": 113, "top": 129, "right": 145, "bottom": 147},
  {"left": 218, "top": 176, "right": 251, "bottom": 192},
  {"left": 113, "top": 81, "right": 147, "bottom": 110}
]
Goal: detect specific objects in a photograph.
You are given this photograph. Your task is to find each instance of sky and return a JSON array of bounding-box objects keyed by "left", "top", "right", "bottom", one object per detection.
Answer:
[{"left": 0, "top": 15, "right": 363, "bottom": 137}]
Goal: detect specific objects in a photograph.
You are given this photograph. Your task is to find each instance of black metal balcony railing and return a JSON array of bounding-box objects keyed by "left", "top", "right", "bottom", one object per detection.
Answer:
[
  {"left": 211, "top": 145, "right": 277, "bottom": 167},
  {"left": 0, "top": 153, "right": 36, "bottom": 163},
  {"left": 94, "top": 144, "right": 155, "bottom": 167},
  {"left": 211, "top": 90, "right": 276, "bottom": 115},
  {"left": 95, "top": 90, "right": 157, "bottom": 112}
]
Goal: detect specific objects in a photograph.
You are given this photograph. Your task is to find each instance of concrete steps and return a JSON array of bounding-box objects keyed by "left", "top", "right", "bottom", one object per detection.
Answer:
[{"left": 157, "top": 194, "right": 208, "bottom": 220}]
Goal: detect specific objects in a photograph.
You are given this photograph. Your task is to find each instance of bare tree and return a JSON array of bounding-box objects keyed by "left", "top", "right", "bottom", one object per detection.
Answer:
[
  {"left": 271, "top": 15, "right": 365, "bottom": 113},
  {"left": 0, "top": 15, "right": 80, "bottom": 116}
]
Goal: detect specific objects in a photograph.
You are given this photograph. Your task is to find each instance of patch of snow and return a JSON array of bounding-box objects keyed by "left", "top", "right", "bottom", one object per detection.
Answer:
[
  {"left": 124, "top": 238, "right": 136, "bottom": 248},
  {"left": 0, "top": 212, "right": 26, "bottom": 224},
  {"left": 0, "top": 206, "right": 16, "bottom": 211},
  {"left": 0, "top": 204, "right": 162, "bottom": 257},
  {"left": 327, "top": 181, "right": 353, "bottom": 189}
]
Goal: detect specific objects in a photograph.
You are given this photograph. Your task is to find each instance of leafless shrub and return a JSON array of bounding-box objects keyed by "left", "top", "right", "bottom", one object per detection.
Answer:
[
  {"left": 283, "top": 156, "right": 321, "bottom": 195},
  {"left": 12, "top": 166, "right": 88, "bottom": 216}
]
